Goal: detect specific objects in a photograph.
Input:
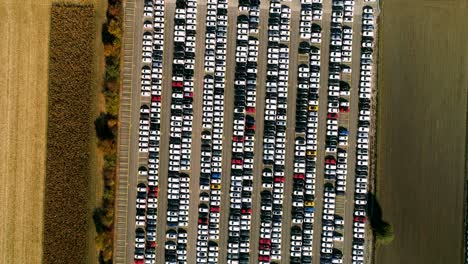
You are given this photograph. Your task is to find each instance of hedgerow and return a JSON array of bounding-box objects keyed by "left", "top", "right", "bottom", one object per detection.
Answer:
[{"left": 93, "top": 0, "right": 122, "bottom": 263}]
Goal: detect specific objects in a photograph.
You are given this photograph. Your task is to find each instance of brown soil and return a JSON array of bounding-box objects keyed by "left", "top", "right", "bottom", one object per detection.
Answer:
[{"left": 375, "top": 1, "right": 468, "bottom": 263}]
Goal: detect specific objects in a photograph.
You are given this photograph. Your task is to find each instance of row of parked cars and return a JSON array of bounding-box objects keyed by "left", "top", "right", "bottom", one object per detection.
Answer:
[
  {"left": 299, "top": 0, "right": 323, "bottom": 41},
  {"left": 134, "top": 0, "right": 166, "bottom": 263},
  {"left": 134, "top": 183, "right": 159, "bottom": 263},
  {"left": 163, "top": 0, "right": 199, "bottom": 263},
  {"left": 224, "top": 4, "right": 261, "bottom": 263},
  {"left": 194, "top": 0, "right": 228, "bottom": 263},
  {"left": 257, "top": 2, "right": 292, "bottom": 263},
  {"left": 319, "top": 0, "right": 357, "bottom": 262},
  {"left": 288, "top": 1, "right": 325, "bottom": 257},
  {"left": 350, "top": 6, "right": 376, "bottom": 264}
]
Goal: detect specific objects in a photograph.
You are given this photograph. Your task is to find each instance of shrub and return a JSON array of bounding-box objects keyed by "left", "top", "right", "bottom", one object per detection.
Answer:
[
  {"left": 374, "top": 222, "right": 395, "bottom": 245},
  {"left": 104, "top": 90, "right": 119, "bottom": 117},
  {"left": 95, "top": 113, "right": 114, "bottom": 140},
  {"left": 94, "top": 0, "right": 122, "bottom": 263},
  {"left": 105, "top": 57, "right": 120, "bottom": 82}
]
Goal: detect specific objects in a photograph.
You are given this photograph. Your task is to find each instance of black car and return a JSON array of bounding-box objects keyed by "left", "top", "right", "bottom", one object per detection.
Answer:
[
  {"left": 356, "top": 171, "right": 368, "bottom": 176},
  {"left": 355, "top": 194, "right": 367, "bottom": 200},
  {"left": 360, "top": 103, "right": 371, "bottom": 110},
  {"left": 356, "top": 165, "right": 368, "bottom": 171}
]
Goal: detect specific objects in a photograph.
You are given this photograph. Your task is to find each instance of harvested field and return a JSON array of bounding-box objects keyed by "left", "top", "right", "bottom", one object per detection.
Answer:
[
  {"left": 43, "top": 3, "right": 95, "bottom": 264},
  {"left": 0, "top": 1, "right": 104, "bottom": 264},
  {"left": 0, "top": 1, "right": 52, "bottom": 263},
  {"left": 376, "top": 0, "right": 468, "bottom": 263}
]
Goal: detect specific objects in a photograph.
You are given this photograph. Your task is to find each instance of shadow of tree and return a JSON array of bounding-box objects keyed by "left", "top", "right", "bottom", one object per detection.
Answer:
[
  {"left": 367, "top": 192, "right": 394, "bottom": 245},
  {"left": 94, "top": 112, "right": 114, "bottom": 140}
]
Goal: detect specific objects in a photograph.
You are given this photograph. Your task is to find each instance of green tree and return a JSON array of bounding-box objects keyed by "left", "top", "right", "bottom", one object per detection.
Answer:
[{"left": 374, "top": 222, "right": 395, "bottom": 245}]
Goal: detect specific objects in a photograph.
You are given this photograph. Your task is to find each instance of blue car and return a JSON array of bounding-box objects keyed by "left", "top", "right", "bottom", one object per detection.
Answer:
[{"left": 338, "top": 129, "right": 348, "bottom": 136}]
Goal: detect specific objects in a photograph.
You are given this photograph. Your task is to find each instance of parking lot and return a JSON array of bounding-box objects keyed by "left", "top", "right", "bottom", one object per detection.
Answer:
[{"left": 115, "top": 0, "right": 380, "bottom": 263}]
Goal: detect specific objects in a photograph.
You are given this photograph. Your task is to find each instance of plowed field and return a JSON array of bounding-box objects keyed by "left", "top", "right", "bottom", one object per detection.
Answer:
[{"left": 376, "top": 1, "right": 468, "bottom": 263}]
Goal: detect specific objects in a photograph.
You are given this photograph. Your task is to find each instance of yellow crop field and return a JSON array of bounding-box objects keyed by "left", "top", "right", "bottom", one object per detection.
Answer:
[{"left": 0, "top": 1, "right": 51, "bottom": 263}]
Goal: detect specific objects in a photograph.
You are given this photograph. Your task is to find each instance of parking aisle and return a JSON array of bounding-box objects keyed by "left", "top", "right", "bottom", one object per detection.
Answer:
[
  {"left": 249, "top": 0, "right": 269, "bottom": 260},
  {"left": 217, "top": 2, "right": 238, "bottom": 262},
  {"left": 186, "top": 0, "right": 207, "bottom": 262},
  {"left": 154, "top": 0, "right": 175, "bottom": 263},
  {"left": 342, "top": 0, "right": 364, "bottom": 262},
  {"left": 312, "top": 0, "right": 332, "bottom": 263},
  {"left": 117, "top": 0, "right": 142, "bottom": 262},
  {"left": 280, "top": 1, "right": 301, "bottom": 262}
]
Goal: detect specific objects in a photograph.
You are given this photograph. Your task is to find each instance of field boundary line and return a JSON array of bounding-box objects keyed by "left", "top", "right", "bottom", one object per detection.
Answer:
[{"left": 369, "top": 2, "right": 383, "bottom": 263}]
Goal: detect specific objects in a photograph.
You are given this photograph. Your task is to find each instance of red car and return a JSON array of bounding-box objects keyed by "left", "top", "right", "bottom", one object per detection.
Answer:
[
  {"left": 184, "top": 92, "right": 193, "bottom": 98},
  {"left": 148, "top": 188, "right": 158, "bottom": 198},
  {"left": 293, "top": 173, "right": 305, "bottom": 180},
  {"left": 151, "top": 95, "right": 161, "bottom": 102},
  {"left": 259, "top": 244, "right": 270, "bottom": 250},
  {"left": 172, "top": 81, "right": 183, "bottom": 88},
  {"left": 134, "top": 260, "right": 144, "bottom": 264},
  {"left": 325, "top": 158, "right": 336, "bottom": 165},
  {"left": 210, "top": 206, "right": 220, "bottom": 212},
  {"left": 231, "top": 159, "right": 243, "bottom": 165},
  {"left": 259, "top": 238, "right": 271, "bottom": 245},
  {"left": 198, "top": 218, "right": 208, "bottom": 224},
  {"left": 241, "top": 208, "right": 252, "bottom": 214},
  {"left": 233, "top": 136, "right": 244, "bottom": 142},
  {"left": 147, "top": 241, "right": 156, "bottom": 248},
  {"left": 327, "top": 113, "right": 338, "bottom": 119},
  {"left": 259, "top": 255, "right": 270, "bottom": 262},
  {"left": 339, "top": 106, "right": 350, "bottom": 113},
  {"left": 274, "top": 176, "right": 285, "bottom": 183},
  {"left": 246, "top": 107, "right": 256, "bottom": 114},
  {"left": 354, "top": 216, "right": 367, "bottom": 223}
]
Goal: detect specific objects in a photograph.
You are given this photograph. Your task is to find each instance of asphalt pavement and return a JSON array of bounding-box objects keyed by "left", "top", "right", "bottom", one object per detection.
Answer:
[
  {"left": 247, "top": 1, "right": 269, "bottom": 262},
  {"left": 280, "top": 1, "right": 301, "bottom": 262},
  {"left": 114, "top": 0, "right": 144, "bottom": 263},
  {"left": 154, "top": 0, "right": 175, "bottom": 263},
  {"left": 341, "top": 3, "right": 364, "bottom": 263},
  {"left": 217, "top": 2, "right": 239, "bottom": 262},
  {"left": 311, "top": 1, "right": 332, "bottom": 262},
  {"left": 185, "top": 1, "right": 207, "bottom": 262},
  {"left": 115, "top": 1, "right": 380, "bottom": 264}
]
